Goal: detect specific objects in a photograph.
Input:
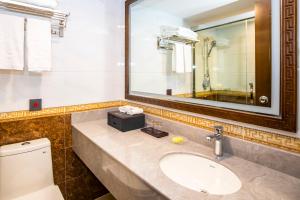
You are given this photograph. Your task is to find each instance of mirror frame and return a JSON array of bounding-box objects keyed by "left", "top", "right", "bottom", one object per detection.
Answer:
[{"left": 125, "top": 0, "right": 297, "bottom": 132}]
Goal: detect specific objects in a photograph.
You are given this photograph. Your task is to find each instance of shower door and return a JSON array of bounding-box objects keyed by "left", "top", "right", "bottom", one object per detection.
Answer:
[
  {"left": 195, "top": 19, "right": 255, "bottom": 105},
  {"left": 194, "top": 7, "right": 271, "bottom": 107}
]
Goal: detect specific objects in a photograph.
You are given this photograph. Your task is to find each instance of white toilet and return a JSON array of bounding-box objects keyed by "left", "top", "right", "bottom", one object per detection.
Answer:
[{"left": 0, "top": 138, "right": 64, "bottom": 200}]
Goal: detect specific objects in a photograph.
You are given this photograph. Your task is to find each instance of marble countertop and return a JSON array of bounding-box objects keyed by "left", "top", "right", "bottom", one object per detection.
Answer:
[{"left": 72, "top": 119, "right": 300, "bottom": 200}]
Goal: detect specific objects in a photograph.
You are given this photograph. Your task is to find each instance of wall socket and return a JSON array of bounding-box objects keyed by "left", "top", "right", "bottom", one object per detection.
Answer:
[{"left": 29, "top": 99, "right": 42, "bottom": 111}]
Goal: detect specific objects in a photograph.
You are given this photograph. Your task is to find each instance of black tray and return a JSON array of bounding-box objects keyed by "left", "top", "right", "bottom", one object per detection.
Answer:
[{"left": 141, "top": 127, "right": 169, "bottom": 138}]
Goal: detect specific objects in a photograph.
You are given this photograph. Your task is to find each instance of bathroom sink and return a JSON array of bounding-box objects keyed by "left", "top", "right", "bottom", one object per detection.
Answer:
[{"left": 159, "top": 153, "right": 241, "bottom": 195}]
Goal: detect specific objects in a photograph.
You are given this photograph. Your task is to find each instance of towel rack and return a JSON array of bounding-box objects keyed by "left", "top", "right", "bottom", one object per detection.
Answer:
[
  {"left": 0, "top": 0, "right": 70, "bottom": 37},
  {"left": 157, "top": 35, "right": 199, "bottom": 50}
]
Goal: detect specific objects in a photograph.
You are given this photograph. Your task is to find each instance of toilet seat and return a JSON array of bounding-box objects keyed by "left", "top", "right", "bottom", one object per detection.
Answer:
[{"left": 13, "top": 185, "right": 64, "bottom": 200}]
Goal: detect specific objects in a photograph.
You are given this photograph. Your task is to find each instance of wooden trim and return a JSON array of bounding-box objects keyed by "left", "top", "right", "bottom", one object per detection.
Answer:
[
  {"left": 255, "top": 0, "right": 272, "bottom": 107},
  {"left": 125, "top": 0, "right": 130, "bottom": 99},
  {"left": 125, "top": 0, "right": 297, "bottom": 132}
]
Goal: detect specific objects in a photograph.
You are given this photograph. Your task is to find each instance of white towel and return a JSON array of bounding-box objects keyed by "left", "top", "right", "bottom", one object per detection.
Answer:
[
  {"left": 26, "top": 18, "right": 52, "bottom": 72},
  {"left": 11, "top": 0, "right": 58, "bottom": 9},
  {"left": 118, "top": 106, "right": 144, "bottom": 115},
  {"left": 161, "top": 26, "right": 198, "bottom": 40},
  {"left": 184, "top": 45, "right": 192, "bottom": 73},
  {"left": 0, "top": 14, "right": 24, "bottom": 70},
  {"left": 127, "top": 108, "right": 144, "bottom": 115},
  {"left": 176, "top": 27, "right": 198, "bottom": 40},
  {"left": 119, "top": 105, "right": 132, "bottom": 113},
  {"left": 172, "top": 43, "right": 185, "bottom": 73}
]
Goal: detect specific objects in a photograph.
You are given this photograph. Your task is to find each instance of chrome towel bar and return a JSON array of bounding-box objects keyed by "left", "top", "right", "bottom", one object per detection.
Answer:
[{"left": 0, "top": 0, "right": 70, "bottom": 37}]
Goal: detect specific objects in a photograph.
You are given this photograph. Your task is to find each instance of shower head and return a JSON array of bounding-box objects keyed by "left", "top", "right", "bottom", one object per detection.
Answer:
[
  {"left": 208, "top": 40, "right": 217, "bottom": 57},
  {"left": 211, "top": 40, "right": 217, "bottom": 46}
]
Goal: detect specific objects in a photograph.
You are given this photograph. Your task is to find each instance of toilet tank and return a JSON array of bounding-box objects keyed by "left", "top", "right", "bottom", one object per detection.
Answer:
[{"left": 0, "top": 138, "right": 54, "bottom": 200}]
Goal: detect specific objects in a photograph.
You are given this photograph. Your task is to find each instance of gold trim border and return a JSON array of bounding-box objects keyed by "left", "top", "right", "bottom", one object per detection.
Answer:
[
  {"left": 0, "top": 100, "right": 125, "bottom": 123},
  {"left": 0, "top": 100, "right": 299, "bottom": 154},
  {"left": 125, "top": 102, "right": 300, "bottom": 154}
]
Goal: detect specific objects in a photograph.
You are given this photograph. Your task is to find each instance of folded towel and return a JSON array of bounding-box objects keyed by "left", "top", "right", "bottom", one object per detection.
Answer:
[
  {"left": 26, "top": 18, "right": 52, "bottom": 72},
  {"left": 184, "top": 45, "right": 192, "bottom": 73},
  {"left": 172, "top": 43, "right": 185, "bottom": 73},
  {"left": 119, "top": 105, "right": 132, "bottom": 113},
  {"left": 11, "top": 0, "right": 58, "bottom": 9},
  {"left": 127, "top": 108, "right": 144, "bottom": 115},
  {"left": 118, "top": 106, "right": 144, "bottom": 115},
  {"left": 176, "top": 27, "right": 198, "bottom": 40},
  {"left": 161, "top": 26, "right": 198, "bottom": 40},
  {"left": 0, "top": 14, "right": 24, "bottom": 70}
]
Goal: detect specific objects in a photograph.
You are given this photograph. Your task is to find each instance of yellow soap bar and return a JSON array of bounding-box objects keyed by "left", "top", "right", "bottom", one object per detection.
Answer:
[{"left": 171, "top": 136, "right": 184, "bottom": 144}]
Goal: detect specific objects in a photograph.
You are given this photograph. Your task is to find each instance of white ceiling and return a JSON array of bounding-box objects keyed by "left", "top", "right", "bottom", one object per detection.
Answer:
[
  {"left": 134, "top": 0, "right": 239, "bottom": 18},
  {"left": 185, "top": 0, "right": 255, "bottom": 26}
]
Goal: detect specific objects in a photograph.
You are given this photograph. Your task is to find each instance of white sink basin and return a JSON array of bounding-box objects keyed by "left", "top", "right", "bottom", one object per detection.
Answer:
[{"left": 159, "top": 153, "right": 241, "bottom": 195}]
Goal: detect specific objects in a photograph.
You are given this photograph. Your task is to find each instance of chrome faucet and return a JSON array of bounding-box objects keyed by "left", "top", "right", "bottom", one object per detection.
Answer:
[{"left": 206, "top": 126, "right": 223, "bottom": 158}]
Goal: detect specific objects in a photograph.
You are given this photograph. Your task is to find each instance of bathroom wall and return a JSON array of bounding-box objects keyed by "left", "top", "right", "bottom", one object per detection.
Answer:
[
  {"left": 130, "top": 6, "right": 193, "bottom": 95},
  {"left": 0, "top": 0, "right": 124, "bottom": 199},
  {"left": 0, "top": 0, "right": 125, "bottom": 113}
]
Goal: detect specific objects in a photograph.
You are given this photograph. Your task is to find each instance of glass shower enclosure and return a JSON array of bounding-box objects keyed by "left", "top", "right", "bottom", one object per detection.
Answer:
[{"left": 194, "top": 18, "right": 255, "bottom": 105}]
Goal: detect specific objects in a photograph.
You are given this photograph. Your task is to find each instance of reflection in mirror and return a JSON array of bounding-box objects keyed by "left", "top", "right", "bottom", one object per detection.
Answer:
[
  {"left": 194, "top": 17, "right": 255, "bottom": 105},
  {"left": 129, "top": 0, "right": 279, "bottom": 115}
]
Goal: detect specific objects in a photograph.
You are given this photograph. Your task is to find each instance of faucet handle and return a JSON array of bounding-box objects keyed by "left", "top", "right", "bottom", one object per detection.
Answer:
[{"left": 213, "top": 126, "right": 223, "bottom": 135}]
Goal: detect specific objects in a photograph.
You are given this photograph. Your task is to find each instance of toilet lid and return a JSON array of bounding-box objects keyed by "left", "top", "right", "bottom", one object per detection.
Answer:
[{"left": 13, "top": 185, "right": 64, "bottom": 200}]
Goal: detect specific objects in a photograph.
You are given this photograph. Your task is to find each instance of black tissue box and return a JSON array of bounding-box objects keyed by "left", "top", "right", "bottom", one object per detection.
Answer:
[{"left": 107, "top": 111, "right": 145, "bottom": 132}]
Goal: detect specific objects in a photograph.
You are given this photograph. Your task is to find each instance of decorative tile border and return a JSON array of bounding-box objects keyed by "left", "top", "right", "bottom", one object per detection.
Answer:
[
  {"left": 0, "top": 101, "right": 124, "bottom": 123},
  {"left": 0, "top": 100, "right": 299, "bottom": 154},
  {"left": 125, "top": 101, "right": 300, "bottom": 154}
]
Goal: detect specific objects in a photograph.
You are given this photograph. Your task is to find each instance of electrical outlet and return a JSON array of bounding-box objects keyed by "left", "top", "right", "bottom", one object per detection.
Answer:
[{"left": 29, "top": 99, "right": 42, "bottom": 111}]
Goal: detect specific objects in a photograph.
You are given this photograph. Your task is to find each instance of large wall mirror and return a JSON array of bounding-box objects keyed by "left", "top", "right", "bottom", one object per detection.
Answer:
[{"left": 125, "top": 0, "right": 297, "bottom": 132}]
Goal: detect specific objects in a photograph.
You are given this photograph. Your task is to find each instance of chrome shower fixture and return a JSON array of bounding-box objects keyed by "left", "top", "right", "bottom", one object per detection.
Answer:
[{"left": 208, "top": 40, "right": 217, "bottom": 57}]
